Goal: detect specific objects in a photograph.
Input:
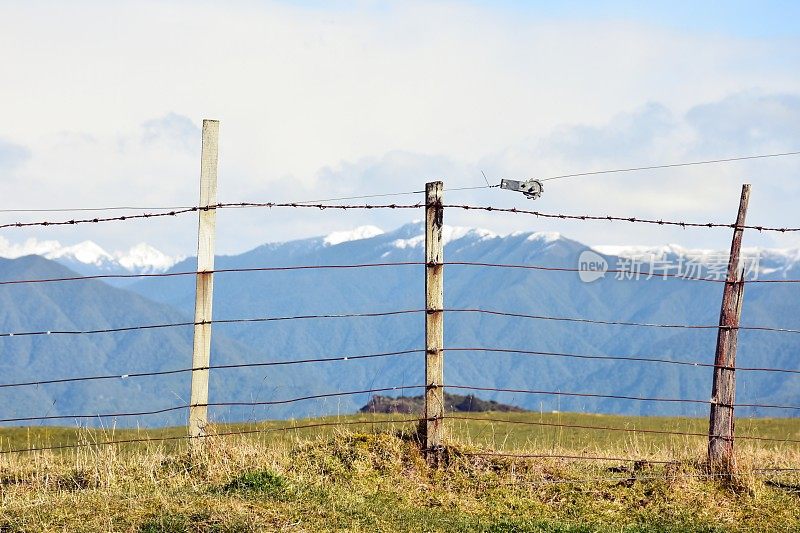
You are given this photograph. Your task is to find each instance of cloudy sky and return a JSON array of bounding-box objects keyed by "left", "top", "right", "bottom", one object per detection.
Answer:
[{"left": 1, "top": 1, "right": 799, "bottom": 256}]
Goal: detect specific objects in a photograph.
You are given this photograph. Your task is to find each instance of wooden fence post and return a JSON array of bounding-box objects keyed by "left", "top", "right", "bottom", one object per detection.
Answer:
[
  {"left": 189, "top": 119, "right": 219, "bottom": 448},
  {"left": 708, "top": 183, "right": 750, "bottom": 472},
  {"left": 424, "top": 181, "right": 445, "bottom": 460}
]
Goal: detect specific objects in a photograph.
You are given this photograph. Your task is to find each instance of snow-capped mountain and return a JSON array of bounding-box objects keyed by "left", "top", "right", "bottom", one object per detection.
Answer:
[
  {"left": 0, "top": 236, "right": 182, "bottom": 276},
  {"left": 323, "top": 225, "right": 385, "bottom": 246},
  {"left": 116, "top": 243, "right": 181, "bottom": 273},
  {"left": 389, "top": 224, "right": 500, "bottom": 249},
  {"left": 5, "top": 228, "right": 800, "bottom": 282}
]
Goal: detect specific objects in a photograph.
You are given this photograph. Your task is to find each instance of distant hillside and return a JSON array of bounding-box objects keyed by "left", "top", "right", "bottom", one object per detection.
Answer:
[
  {"left": 2, "top": 222, "right": 799, "bottom": 427},
  {"left": 360, "top": 393, "right": 526, "bottom": 414},
  {"left": 130, "top": 222, "right": 800, "bottom": 418},
  {"left": 0, "top": 255, "right": 332, "bottom": 426}
]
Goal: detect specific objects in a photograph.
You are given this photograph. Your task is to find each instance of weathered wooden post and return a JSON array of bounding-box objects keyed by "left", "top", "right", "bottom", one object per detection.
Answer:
[
  {"left": 708, "top": 183, "right": 750, "bottom": 472},
  {"left": 189, "top": 119, "right": 219, "bottom": 449},
  {"left": 424, "top": 181, "right": 445, "bottom": 461}
]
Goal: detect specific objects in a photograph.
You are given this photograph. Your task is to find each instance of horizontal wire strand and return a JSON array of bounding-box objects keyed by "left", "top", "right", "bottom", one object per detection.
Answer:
[
  {"left": 443, "top": 415, "right": 800, "bottom": 444},
  {"left": 459, "top": 451, "right": 675, "bottom": 464},
  {"left": 539, "top": 150, "right": 800, "bottom": 182},
  {"left": 0, "top": 309, "right": 424, "bottom": 338},
  {"left": 0, "top": 262, "right": 426, "bottom": 286},
  {"left": 0, "top": 385, "right": 425, "bottom": 424},
  {"left": 444, "top": 308, "right": 800, "bottom": 334},
  {"left": 3, "top": 307, "right": 797, "bottom": 339},
  {"left": 459, "top": 452, "right": 800, "bottom": 468},
  {"left": 0, "top": 416, "right": 426, "bottom": 455},
  {"left": 448, "top": 262, "right": 800, "bottom": 284},
  {"left": 446, "top": 347, "right": 800, "bottom": 374},
  {"left": 0, "top": 349, "right": 423, "bottom": 389},
  {"left": 444, "top": 384, "right": 800, "bottom": 411},
  {"left": 493, "top": 471, "right": 796, "bottom": 486},
  {"left": 3, "top": 260, "right": 800, "bottom": 287},
  {"left": 1, "top": 344, "right": 798, "bottom": 393}
]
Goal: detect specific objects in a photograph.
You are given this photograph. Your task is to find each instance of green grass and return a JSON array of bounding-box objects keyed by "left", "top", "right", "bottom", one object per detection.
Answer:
[
  {"left": 447, "top": 411, "right": 800, "bottom": 453},
  {"left": 2, "top": 411, "right": 797, "bottom": 457},
  {"left": 0, "top": 412, "right": 798, "bottom": 531},
  {"left": 220, "top": 470, "right": 289, "bottom": 499}
]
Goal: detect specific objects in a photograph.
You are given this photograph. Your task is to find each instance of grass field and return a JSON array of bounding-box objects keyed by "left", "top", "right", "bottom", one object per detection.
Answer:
[{"left": 0, "top": 412, "right": 798, "bottom": 531}]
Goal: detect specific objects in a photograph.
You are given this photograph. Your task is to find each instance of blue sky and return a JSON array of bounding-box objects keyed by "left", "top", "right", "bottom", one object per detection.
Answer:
[
  {"left": 483, "top": 1, "right": 800, "bottom": 37},
  {"left": 0, "top": 1, "right": 798, "bottom": 256},
  {"left": 282, "top": 0, "right": 800, "bottom": 38}
]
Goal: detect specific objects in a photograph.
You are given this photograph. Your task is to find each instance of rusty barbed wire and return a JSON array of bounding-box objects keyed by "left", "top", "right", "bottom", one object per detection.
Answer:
[
  {"left": 441, "top": 204, "right": 800, "bottom": 232},
  {"left": 3, "top": 201, "right": 799, "bottom": 233}
]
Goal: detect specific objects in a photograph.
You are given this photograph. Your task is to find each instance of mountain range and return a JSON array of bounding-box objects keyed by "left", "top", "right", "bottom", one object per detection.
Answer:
[
  {"left": 1, "top": 223, "right": 798, "bottom": 428},
  {"left": 0, "top": 236, "right": 181, "bottom": 279}
]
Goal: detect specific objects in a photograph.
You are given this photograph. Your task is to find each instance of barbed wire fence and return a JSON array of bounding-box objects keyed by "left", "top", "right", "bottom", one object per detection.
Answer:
[{"left": 0, "top": 120, "right": 798, "bottom": 487}]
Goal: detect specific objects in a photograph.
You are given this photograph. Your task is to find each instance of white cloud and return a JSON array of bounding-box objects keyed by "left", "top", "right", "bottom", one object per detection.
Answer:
[
  {"left": 0, "top": 138, "right": 31, "bottom": 171},
  {"left": 0, "top": 2, "right": 798, "bottom": 255},
  {"left": 141, "top": 113, "right": 201, "bottom": 154},
  {"left": 686, "top": 92, "right": 800, "bottom": 153}
]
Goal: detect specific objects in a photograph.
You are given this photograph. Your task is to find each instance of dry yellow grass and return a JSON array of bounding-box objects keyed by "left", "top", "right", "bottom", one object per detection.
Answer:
[{"left": 0, "top": 415, "right": 798, "bottom": 531}]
